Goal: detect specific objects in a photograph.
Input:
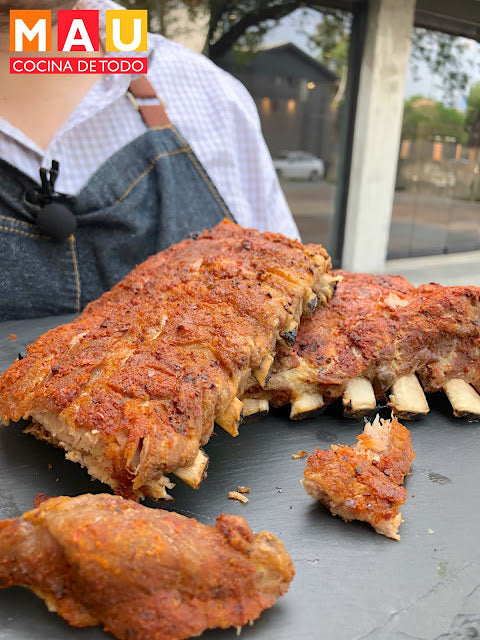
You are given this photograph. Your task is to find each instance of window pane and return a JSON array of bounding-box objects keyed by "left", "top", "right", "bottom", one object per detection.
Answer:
[
  {"left": 388, "top": 30, "right": 480, "bottom": 259},
  {"left": 215, "top": 8, "right": 352, "bottom": 248}
]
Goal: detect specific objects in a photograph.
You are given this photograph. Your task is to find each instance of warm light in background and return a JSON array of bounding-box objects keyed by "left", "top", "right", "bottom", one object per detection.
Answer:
[
  {"left": 262, "top": 97, "right": 272, "bottom": 115},
  {"left": 432, "top": 141, "right": 443, "bottom": 162},
  {"left": 228, "top": 14, "right": 237, "bottom": 19},
  {"left": 287, "top": 98, "right": 296, "bottom": 114},
  {"left": 307, "top": 81, "right": 316, "bottom": 90},
  {"left": 400, "top": 140, "right": 411, "bottom": 160}
]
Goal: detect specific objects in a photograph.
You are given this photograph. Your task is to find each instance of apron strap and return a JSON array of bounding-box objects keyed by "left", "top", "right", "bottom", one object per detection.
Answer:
[{"left": 127, "top": 76, "right": 171, "bottom": 129}]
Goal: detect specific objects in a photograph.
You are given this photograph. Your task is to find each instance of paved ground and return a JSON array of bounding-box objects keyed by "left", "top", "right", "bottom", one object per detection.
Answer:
[
  {"left": 384, "top": 250, "right": 480, "bottom": 287},
  {"left": 280, "top": 180, "right": 480, "bottom": 259},
  {"left": 280, "top": 179, "right": 480, "bottom": 286}
]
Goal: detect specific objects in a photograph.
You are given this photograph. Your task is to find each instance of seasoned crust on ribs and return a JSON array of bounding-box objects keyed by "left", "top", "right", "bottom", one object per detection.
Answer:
[
  {"left": 0, "top": 494, "right": 295, "bottom": 640},
  {"left": 247, "top": 271, "right": 480, "bottom": 410},
  {"left": 398, "top": 282, "right": 480, "bottom": 391},
  {"left": 0, "top": 220, "right": 333, "bottom": 500},
  {"left": 303, "top": 416, "right": 415, "bottom": 540}
]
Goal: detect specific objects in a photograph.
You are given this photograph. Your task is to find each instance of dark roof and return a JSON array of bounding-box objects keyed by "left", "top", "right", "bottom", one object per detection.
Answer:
[
  {"left": 258, "top": 42, "right": 338, "bottom": 82},
  {"left": 217, "top": 41, "right": 339, "bottom": 83}
]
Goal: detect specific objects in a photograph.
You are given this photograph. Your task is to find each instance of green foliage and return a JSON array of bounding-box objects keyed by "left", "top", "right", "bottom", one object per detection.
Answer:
[
  {"left": 309, "top": 19, "right": 471, "bottom": 103},
  {"left": 410, "top": 29, "right": 469, "bottom": 101},
  {"left": 308, "top": 10, "right": 350, "bottom": 75},
  {"left": 119, "top": 0, "right": 476, "bottom": 105},
  {"left": 465, "top": 83, "right": 480, "bottom": 133},
  {"left": 205, "top": 1, "right": 320, "bottom": 59},
  {"left": 402, "top": 96, "right": 465, "bottom": 142}
]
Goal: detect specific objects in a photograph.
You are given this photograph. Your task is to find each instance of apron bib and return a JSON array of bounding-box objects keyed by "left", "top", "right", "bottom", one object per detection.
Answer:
[{"left": 0, "top": 77, "right": 234, "bottom": 321}]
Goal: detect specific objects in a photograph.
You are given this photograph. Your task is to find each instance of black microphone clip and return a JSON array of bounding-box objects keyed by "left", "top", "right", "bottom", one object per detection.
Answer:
[{"left": 25, "top": 160, "right": 77, "bottom": 243}]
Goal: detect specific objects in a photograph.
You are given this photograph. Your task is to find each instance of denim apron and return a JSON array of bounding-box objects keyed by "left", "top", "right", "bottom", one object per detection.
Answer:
[{"left": 0, "top": 76, "right": 234, "bottom": 321}]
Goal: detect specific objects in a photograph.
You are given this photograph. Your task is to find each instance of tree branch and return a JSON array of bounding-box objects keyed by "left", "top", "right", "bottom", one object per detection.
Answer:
[{"left": 209, "top": 1, "right": 322, "bottom": 60}]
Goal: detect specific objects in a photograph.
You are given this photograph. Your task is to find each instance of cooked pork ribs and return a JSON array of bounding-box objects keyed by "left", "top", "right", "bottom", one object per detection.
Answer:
[
  {"left": 0, "top": 494, "right": 295, "bottom": 639},
  {"left": 244, "top": 271, "right": 480, "bottom": 420},
  {"left": 0, "top": 220, "right": 334, "bottom": 500},
  {"left": 303, "top": 415, "right": 415, "bottom": 540}
]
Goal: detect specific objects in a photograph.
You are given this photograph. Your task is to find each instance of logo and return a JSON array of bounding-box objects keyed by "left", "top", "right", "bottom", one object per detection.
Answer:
[{"left": 9, "top": 9, "right": 148, "bottom": 74}]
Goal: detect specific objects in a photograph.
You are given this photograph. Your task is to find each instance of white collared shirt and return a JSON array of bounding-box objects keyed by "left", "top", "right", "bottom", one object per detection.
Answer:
[{"left": 0, "top": 0, "right": 299, "bottom": 239}]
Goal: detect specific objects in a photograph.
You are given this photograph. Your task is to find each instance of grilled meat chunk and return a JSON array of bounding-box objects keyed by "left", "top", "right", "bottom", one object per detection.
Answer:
[
  {"left": 245, "top": 271, "right": 480, "bottom": 419},
  {"left": 354, "top": 415, "right": 414, "bottom": 485},
  {"left": 303, "top": 416, "right": 415, "bottom": 540},
  {"left": 0, "top": 220, "right": 333, "bottom": 500},
  {"left": 0, "top": 494, "right": 294, "bottom": 640}
]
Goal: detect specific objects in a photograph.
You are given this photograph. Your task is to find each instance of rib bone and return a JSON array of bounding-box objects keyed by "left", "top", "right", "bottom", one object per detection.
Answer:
[
  {"left": 388, "top": 375, "right": 429, "bottom": 419},
  {"left": 215, "top": 397, "right": 243, "bottom": 436},
  {"left": 444, "top": 379, "right": 480, "bottom": 420},
  {"left": 252, "top": 354, "right": 274, "bottom": 387},
  {"left": 290, "top": 392, "right": 324, "bottom": 420},
  {"left": 241, "top": 398, "right": 269, "bottom": 423},
  {"left": 173, "top": 450, "right": 209, "bottom": 488},
  {"left": 342, "top": 377, "right": 376, "bottom": 417}
]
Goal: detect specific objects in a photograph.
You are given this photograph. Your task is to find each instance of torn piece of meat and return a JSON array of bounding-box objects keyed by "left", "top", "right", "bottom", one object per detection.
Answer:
[
  {"left": 354, "top": 415, "right": 415, "bottom": 485},
  {"left": 0, "top": 220, "right": 334, "bottom": 500},
  {"left": 303, "top": 415, "right": 415, "bottom": 540},
  {"left": 0, "top": 494, "right": 294, "bottom": 640},
  {"left": 244, "top": 271, "right": 480, "bottom": 420}
]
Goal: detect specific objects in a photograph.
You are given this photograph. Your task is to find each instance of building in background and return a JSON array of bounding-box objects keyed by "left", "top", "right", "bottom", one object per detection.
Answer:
[
  {"left": 165, "top": 0, "right": 480, "bottom": 283},
  {"left": 216, "top": 43, "right": 338, "bottom": 169}
]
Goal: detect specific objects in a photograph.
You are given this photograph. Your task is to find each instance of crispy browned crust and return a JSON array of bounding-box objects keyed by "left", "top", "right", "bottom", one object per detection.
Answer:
[
  {"left": 400, "top": 283, "right": 480, "bottom": 391},
  {"left": 0, "top": 494, "right": 295, "bottom": 640},
  {"left": 0, "top": 220, "right": 332, "bottom": 499},
  {"left": 303, "top": 416, "right": 414, "bottom": 540},
  {"left": 250, "top": 271, "right": 480, "bottom": 407}
]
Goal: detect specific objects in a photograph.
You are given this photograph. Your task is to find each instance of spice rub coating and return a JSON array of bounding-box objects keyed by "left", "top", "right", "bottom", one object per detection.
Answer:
[
  {"left": 249, "top": 271, "right": 480, "bottom": 408},
  {"left": 0, "top": 220, "right": 333, "bottom": 500},
  {"left": 303, "top": 416, "right": 415, "bottom": 540},
  {"left": 0, "top": 494, "right": 294, "bottom": 640}
]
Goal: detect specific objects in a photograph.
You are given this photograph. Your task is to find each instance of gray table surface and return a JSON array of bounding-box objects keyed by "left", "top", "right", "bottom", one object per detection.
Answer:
[{"left": 0, "top": 315, "right": 479, "bottom": 640}]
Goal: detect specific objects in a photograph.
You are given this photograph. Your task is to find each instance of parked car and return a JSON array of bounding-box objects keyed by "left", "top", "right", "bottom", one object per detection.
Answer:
[{"left": 273, "top": 151, "right": 325, "bottom": 181}]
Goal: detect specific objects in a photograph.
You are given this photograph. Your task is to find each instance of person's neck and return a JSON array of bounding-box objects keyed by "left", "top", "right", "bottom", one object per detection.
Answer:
[{"left": 0, "top": 26, "right": 104, "bottom": 151}]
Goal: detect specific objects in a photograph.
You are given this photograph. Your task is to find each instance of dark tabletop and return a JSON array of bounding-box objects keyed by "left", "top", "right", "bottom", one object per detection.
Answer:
[{"left": 0, "top": 315, "right": 479, "bottom": 640}]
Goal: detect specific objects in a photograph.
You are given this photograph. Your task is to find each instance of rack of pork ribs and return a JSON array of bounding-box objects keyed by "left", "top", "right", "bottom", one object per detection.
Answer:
[
  {"left": 0, "top": 220, "right": 334, "bottom": 501},
  {"left": 243, "top": 270, "right": 480, "bottom": 422}
]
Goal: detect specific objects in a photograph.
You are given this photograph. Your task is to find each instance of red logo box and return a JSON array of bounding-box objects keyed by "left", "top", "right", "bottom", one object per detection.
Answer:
[{"left": 57, "top": 10, "right": 99, "bottom": 52}]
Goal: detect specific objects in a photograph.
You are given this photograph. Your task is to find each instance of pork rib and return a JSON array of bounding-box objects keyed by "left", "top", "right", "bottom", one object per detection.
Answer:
[
  {"left": 303, "top": 415, "right": 415, "bottom": 540},
  {"left": 0, "top": 494, "right": 295, "bottom": 639},
  {"left": 244, "top": 271, "right": 480, "bottom": 420},
  {"left": 0, "top": 220, "right": 333, "bottom": 499}
]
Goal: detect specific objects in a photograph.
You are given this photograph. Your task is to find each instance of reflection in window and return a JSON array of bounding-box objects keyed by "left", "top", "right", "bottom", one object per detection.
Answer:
[
  {"left": 215, "top": 9, "right": 351, "bottom": 248},
  {"left": 299, "top": 79, "right": 308, "bottom": 102},
  {"left": 389, "top": 31, "right": 480, "bottom": 258},
  {"left": 261, "top": 97, "right": 272, "bottom": 115}
]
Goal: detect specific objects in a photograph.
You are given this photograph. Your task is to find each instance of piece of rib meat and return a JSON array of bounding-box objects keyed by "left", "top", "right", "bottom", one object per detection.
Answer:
[
  {"left": 244, "top": 270, "right": 480, "bottom": 419},
  {"left": 0, "top": 494, "right": 294, "bottom": 640},
  {"left": 0, "top": 220, "right": 334, "bottom": 500},
  {"left": 395, "top": 282, "right": 480, "bottom": 391},
  {"left": 303, "top": 415, "right": 415, "bottom": 540}
]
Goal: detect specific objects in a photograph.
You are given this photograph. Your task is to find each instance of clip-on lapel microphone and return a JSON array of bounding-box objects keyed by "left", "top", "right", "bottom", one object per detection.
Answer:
[{"left": 25, "top": 160, "right": 77, "bottom": 242}]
